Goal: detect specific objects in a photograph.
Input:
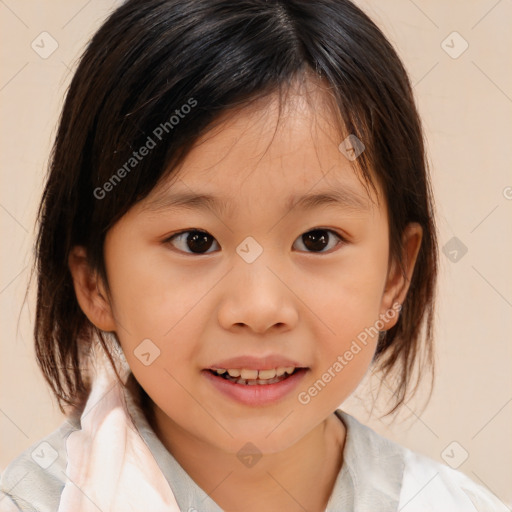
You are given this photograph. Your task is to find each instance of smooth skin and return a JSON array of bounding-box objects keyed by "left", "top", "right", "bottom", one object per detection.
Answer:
[{"left": 69, "top": 77, "right": 422, "bottom": 512}]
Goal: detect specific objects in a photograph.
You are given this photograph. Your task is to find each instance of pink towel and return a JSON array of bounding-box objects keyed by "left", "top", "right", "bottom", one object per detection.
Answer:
[{"left": 57, "top": 337, "right": 180, "bottom": 511}]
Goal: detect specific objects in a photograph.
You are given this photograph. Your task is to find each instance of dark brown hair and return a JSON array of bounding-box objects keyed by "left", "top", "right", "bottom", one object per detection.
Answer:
[{"left": 29, "top": 0, "right": 438, "bottom": 416}]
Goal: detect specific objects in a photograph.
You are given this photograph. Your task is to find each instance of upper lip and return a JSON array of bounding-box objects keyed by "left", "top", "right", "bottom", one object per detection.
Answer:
[{"left": 207, "top": 355, "right": 307, "bottom": 371}]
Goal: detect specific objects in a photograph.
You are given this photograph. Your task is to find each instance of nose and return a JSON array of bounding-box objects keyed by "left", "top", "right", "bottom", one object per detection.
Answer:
[{"left": 216, "top": 254, "right": 299, "bottom": 335}]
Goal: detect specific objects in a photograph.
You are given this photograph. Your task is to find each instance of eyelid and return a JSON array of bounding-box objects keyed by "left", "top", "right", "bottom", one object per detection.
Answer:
[
  {"left": 162, "top": 227, "right": 208, "bottom": 243},
  {"left": 163, "top": 227, "right": 349, "bottom": 255},
  {"left": 295, "top": 228, "right": 348, "bottom": 252},
  {"left": 163, "top": 226, "right": 349, "bottom": 240}
]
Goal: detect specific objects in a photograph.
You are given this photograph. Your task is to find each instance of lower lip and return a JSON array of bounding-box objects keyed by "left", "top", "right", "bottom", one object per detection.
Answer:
[{"left": 202, "top": 369, "right": 308, "bottom": 406}]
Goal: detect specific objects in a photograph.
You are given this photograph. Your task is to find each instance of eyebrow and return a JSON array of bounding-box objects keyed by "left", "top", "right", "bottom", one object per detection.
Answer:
[{"left": 143, "top": 187, "right": 370, "bottom": 216}]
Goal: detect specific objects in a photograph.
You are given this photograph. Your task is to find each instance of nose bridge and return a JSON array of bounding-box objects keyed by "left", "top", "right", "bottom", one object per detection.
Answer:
[
  {"left": 233, "top": 234, "right": 281, "bottom": 297},
  {"left": 217, "top": 236, "right": 298, "bottom": 333}
]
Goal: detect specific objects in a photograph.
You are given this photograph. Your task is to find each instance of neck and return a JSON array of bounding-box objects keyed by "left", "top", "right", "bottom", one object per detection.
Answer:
[{"left": 147, "top": 401, "right": 346, "bottom": 512}]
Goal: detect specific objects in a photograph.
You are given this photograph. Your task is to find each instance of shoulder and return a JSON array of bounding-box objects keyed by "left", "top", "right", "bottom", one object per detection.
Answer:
[
  {"left": 399, "top": 448, "right": 509, "bottom": 511},
  {"left": 0, "top": 418, "right": 79, "bottom": 512},
  {"left": 336, "top": 410, "right": 508, "bottom": 511}
]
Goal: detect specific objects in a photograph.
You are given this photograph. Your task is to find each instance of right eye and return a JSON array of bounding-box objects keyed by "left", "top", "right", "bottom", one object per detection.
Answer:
[{"left": 164, "top": 229, "right": 220, "bottom": 255}]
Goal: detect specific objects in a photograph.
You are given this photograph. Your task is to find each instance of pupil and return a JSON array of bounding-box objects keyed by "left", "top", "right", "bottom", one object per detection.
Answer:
[
  {"left": 303, "top": 230, "right": 328, "bottom": 251},
  {"left": 187, "top": 231, "right": 213, "bottom": 253},
  {"left": 185, "top": 230, "right": 329, "bottom": 253}
]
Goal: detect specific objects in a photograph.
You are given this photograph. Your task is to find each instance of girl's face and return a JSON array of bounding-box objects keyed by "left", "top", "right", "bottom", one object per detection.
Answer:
[{"left": 72, "top": 88, "right": 421, "bottom": 455}]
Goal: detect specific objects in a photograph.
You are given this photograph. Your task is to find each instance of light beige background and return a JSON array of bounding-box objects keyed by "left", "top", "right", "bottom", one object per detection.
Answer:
[{"left": 1, "top": 0, "right": 511, "bottom": 507}]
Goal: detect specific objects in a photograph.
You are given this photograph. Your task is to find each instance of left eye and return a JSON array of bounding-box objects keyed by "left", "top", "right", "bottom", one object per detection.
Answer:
[
  {"left": 166, "top": 230, "right": 220, "bottom": 254},
  {"left": 165, "top": 228, "right": 345, "bottom": 255},
  {"left": 293, "top": 229, "right": 344, "bottom": 253}
]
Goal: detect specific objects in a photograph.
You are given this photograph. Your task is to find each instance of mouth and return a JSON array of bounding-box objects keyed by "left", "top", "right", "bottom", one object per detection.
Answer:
[
  {"left": 206, "top": 366, "right": 305, "bottom": 385},
  {"left": 202, "top": 367, "right": 309, "bottom": 406}
]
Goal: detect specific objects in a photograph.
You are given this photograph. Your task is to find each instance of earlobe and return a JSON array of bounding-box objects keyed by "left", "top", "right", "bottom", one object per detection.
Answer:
[
  {"left": 379, "top": 223, "right": 423, "bottom": 330},
  {"left": 68, "top": 246, "right": 117, "bottom": 332}
]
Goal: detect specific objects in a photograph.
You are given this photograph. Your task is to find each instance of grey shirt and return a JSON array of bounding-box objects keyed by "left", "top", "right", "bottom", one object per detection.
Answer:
[{"left": 0, "top": 382, "right": 507, "bottom": 511}]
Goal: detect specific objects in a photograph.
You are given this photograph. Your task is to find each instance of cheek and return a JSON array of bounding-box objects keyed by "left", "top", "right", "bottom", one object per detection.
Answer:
[
  {"left": 307, "top": 245, "right": 388, "bottom": 335},
  {"left": 104, "top": 244, "right": 211, "bottom": 398},
  {"left": 106, "top": 242, "right": 205, "bottom": 335},
  {"left": 301, "top": 298, "right": 380, "bottom": 413},
  {"left": 301, "top": 239, "right": 388, "bottom": 402}
]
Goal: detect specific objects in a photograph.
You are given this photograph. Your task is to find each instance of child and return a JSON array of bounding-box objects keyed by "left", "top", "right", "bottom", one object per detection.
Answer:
[{"left": 0, "top": 0, "right": 507, "bottom": 510}]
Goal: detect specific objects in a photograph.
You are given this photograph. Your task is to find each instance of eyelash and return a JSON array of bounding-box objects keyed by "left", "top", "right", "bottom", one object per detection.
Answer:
[{"left": 163, "top": 228, "right": 347, "bottom": 255}]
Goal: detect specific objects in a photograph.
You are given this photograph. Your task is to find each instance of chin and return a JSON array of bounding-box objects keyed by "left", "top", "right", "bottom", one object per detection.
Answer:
[{"left": 215, "top": 420, "right": 309, "bottom": 456}]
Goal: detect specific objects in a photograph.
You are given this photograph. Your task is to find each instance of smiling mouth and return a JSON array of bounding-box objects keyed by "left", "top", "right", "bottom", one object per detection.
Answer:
[{"left": 207, "top": 367, "right": 305, "bottom": 385}]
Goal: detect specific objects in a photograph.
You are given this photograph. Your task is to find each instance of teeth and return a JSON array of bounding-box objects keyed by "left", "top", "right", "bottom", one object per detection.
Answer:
[
  {"left": 214, "top": 367, "right": 297, "bottom": 380},
  {"left": 240, "top": 369, "right": 258, "bottom": 380},
  {"left": 258, "top": 369, "right": 276, "bottom": 379}
]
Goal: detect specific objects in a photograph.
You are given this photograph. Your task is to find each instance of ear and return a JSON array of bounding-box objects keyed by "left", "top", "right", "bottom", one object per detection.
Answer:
[
  {"left": 379, "top": 222, "right": 423, "bottom": 330},
  {"left": 68, "top": 246, "right": 117, "bottom": 332}
]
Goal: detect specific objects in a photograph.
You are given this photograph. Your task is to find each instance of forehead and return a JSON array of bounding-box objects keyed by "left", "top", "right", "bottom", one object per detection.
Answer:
[{"left": 142, "top": 84, "right": 382, "bottom": 217}]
